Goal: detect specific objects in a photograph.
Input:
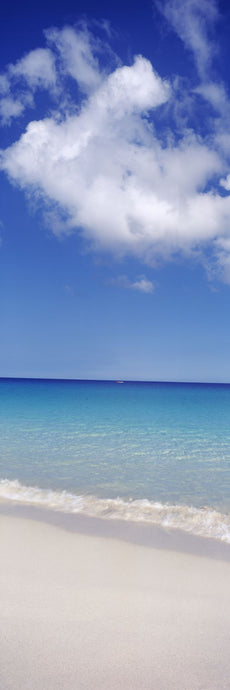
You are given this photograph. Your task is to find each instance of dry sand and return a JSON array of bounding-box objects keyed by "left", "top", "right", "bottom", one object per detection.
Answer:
[{"left": 1, "top": 506, "right": 230, "bottom": 690}]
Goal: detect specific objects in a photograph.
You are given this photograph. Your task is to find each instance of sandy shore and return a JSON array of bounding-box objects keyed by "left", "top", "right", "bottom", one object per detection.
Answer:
[{"left": 1, "top": 506, "right": 230, "bottom": 690}]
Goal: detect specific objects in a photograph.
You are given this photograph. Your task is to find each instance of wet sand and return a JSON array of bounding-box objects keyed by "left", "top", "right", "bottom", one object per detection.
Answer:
[{"left": 1, "top": 506, "right": 230, "bottom": 689}]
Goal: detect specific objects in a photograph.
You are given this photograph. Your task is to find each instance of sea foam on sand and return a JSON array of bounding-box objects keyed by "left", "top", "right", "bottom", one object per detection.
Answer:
[{"left": 1, "top": 508, "right": 230, "bottom": 690}]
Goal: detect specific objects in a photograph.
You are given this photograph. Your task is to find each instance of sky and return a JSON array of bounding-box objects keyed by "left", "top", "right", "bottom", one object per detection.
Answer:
[{"left": 1, "top": 0, "right": 230, "bottom": 382}]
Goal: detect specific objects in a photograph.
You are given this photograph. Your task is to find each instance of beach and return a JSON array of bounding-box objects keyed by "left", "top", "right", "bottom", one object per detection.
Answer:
[
  {"left": 1, "top": 381, "right": 230, "bottom": 688},
  {"left": 1, "top": 506, "right": 230, "bottom": 690}
]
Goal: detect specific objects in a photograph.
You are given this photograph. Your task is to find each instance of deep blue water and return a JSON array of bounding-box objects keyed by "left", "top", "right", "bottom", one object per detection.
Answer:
[{"left": 1, "top": 378, "right": 230, "bottom": 541}]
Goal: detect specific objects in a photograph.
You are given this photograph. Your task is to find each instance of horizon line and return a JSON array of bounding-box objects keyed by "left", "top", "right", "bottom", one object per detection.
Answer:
[{"left": 1, "top": 376, "right": 230, "bottom": 386}]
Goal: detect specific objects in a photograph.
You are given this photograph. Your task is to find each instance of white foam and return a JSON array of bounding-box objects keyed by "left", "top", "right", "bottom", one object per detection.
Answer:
[{"left": 1, "top": 478, "right": 230, "bottom": 544}]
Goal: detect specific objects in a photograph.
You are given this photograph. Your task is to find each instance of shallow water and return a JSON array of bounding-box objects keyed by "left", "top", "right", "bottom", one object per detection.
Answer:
[{"left": 1, "top": 378, "right": 230, "bottom": 542}]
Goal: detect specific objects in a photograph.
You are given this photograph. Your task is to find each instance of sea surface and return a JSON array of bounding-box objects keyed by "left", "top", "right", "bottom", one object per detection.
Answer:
[{"left": 1, "top": 378, "right": 230, "bottom": 543}]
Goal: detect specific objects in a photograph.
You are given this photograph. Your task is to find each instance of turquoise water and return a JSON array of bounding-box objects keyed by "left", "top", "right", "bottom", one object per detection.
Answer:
[{"left": 1, "top": 378, "right": 230, "bottom": 542}]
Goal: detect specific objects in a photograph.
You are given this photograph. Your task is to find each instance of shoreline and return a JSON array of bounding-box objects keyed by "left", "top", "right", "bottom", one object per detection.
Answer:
[
  {"left": 1, "top": 478, "right": 230, "bottom": 546},
  {"left": 1, "top": 506, "right": 230, "bottom": 689},
  {"left": 1, "top": 499, "right": 230, "bottom": 561}
]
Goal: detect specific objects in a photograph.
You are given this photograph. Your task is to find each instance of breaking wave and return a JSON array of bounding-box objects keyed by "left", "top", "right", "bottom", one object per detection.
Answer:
[{"left": 1, "top": 478, "right": 230, "bottom": 544}]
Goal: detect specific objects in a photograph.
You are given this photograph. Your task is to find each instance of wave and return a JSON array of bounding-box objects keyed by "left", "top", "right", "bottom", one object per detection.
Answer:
[{"left": 0, "top": 478, "right": 230, "bottom": 544}]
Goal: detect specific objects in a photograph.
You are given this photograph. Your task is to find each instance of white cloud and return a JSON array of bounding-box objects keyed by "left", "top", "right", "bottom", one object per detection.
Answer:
[
  {"left": 0, "top": 49, "right": 173, "bottom": 260},
  {"left": 130, "top": 277, "right": 154, "bottom": 293},
  {"left": 220, "top": 175, "right": 230, "bottom": 191},
  {"left": 0, "top": 48, "right": 57, "bottom": 125},
  {"left": 94, "top": 55, "right": 170, "bottom": 115},
  {"left": 0, "top": 26, "right": 113, "bottom": 126},
  {"left": 0, "top": 96, "right": 25, "bottom": 125},
  {"left": 46, "top": 26, "right": 102, "bottom": 93},
  {"left": 111, "top": 275, "right": 154, "bottom": 293},
  {"left": 159, "top": 1, "right": 230, "bottom": 172},
  {"left": 0, "top": 70, "right": 223, "bottom": 261},
  {"left": 196, "top": 82, "right": 228, "bottom": 114},
  {"left": 9, "top": 48, "right": 57, "bottom": 90},
  {"left": 1, "top": 24, "right": 230, "bottom": 281},
  {"left": 0, "top": 74, "right": 10, "bottom": 95},
  {"left": 157, "top": 0, "right": 219, "bottom": 77}
]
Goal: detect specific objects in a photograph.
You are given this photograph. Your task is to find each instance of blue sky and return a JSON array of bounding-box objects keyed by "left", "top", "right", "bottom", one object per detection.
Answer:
[{"left": 1, "top": 0, "right": 230, "bottom": 382}]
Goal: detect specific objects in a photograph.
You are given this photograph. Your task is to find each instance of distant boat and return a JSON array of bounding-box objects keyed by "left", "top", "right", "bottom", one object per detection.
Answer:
[{"left": 115, "top": 380, "right": 124, "bottom": 384}]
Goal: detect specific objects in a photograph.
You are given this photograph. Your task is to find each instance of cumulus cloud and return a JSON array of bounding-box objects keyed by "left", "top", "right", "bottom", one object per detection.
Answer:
[
  {"left": 0, "top": 43, "right": 173, "bottom": 260},
  {"left": 0, "top": 25, "right": 115, "bottom": 126},
  {"left": 9, "top": 48, "right": 57, "bottom": 90},
  {"left": 1, "top": 22, "right": 230, "bottom": 281},
  {"left": 0, "top": 47, "right": 57, "bottom": 125}
]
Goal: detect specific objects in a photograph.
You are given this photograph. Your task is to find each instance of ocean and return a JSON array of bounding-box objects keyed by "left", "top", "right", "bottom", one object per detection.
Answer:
[{"left": 1, "top": 377, "right": 230, "bottom": 543}]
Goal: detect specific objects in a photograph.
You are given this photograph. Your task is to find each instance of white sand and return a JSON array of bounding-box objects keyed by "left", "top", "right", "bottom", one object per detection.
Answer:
[{"left": 1, "top": 510, "right": 230, "bottom": 690}]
